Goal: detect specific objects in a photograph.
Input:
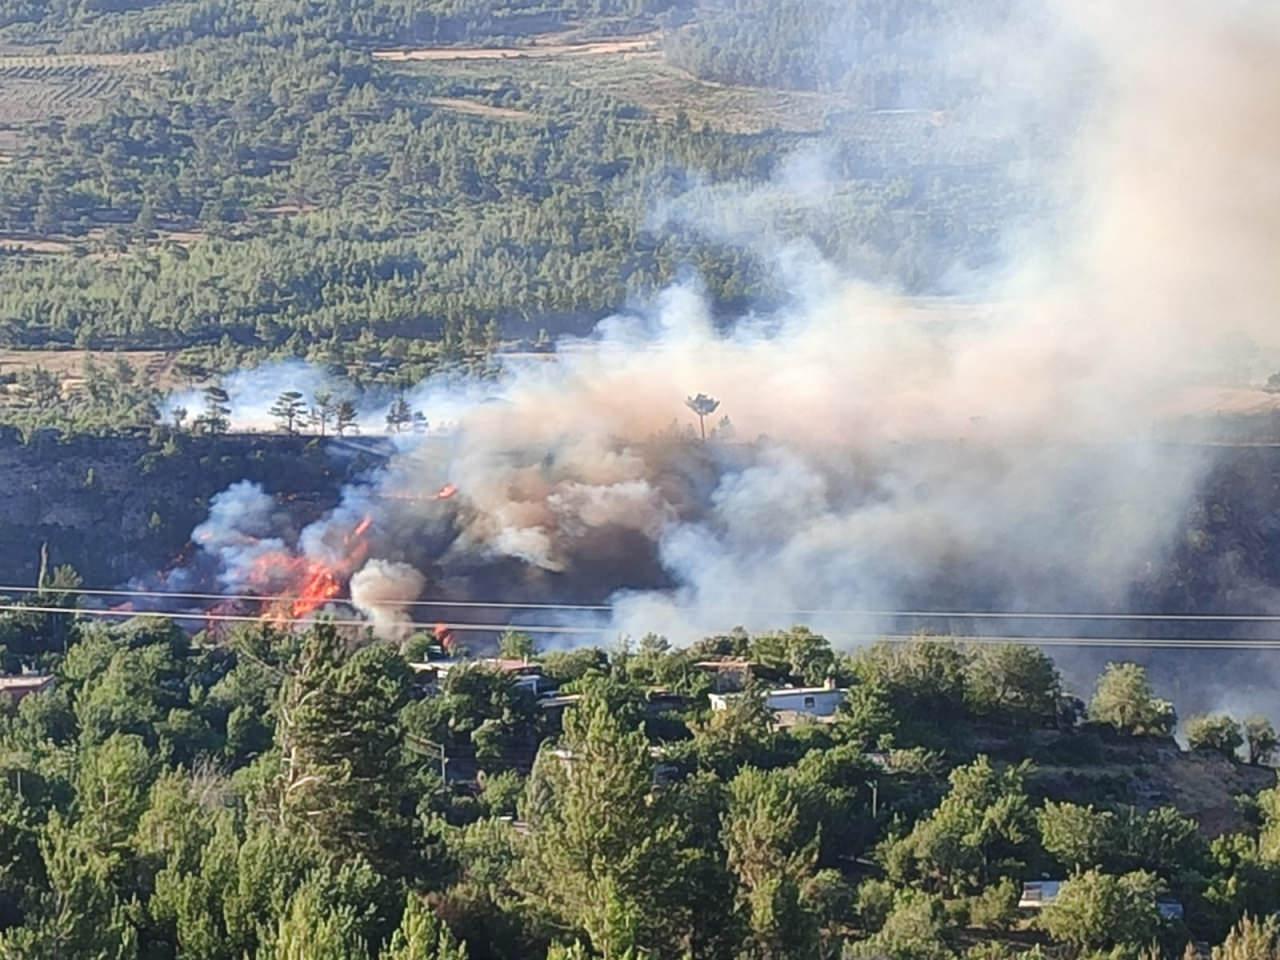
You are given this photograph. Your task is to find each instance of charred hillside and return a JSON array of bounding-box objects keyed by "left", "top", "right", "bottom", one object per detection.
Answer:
[
  {"left": 4, "top": 431, "right": 1280, "bottom": 628},
  {"left": 0, "top": 430, "right": 377, "bottom": 588}
]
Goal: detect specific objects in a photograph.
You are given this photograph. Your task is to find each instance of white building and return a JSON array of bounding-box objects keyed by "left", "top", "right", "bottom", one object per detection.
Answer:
[{"left": 710, "top": 683, "right": 847, "bottom": 718}]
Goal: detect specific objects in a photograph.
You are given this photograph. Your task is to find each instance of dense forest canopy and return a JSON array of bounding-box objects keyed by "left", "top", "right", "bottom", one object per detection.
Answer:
[
  {"left": 0, "top": 0, "right": 1045, "bottom": 402},
  {"left": 0, "top": 601, "right": 1278, "bottom": 958},
  {"left": 1, "top": 2, "right": 1276, "bottom": 956}
]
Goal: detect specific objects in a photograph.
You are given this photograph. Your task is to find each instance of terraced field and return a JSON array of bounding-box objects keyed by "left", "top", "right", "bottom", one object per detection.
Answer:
[{"left": 0, "top": 51, "right": 169, "bottom": 143}]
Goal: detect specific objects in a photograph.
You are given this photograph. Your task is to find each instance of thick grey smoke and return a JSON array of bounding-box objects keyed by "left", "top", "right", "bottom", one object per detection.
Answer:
[
  {"left": 167, "top": 0, "right": 1280, "bottom": 656},
  {"left": 190, "top": 481, "right": 291, "bottom": 591},
  {"left": 350, "top": 559, "right": 426, "bottom": 641}
]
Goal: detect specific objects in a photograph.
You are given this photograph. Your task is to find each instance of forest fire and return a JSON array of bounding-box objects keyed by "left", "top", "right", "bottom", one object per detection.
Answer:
[{"left": 249, "top": 514, "right": 375, "bottom": 623}]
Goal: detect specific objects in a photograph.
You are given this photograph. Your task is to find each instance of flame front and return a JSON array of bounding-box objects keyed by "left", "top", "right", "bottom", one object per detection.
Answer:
[{"left": 245, "top": 514, "right": 375, "bottom": 624}]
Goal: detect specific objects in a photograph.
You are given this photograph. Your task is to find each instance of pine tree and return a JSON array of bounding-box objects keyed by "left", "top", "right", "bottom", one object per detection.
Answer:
[
  {"left": 335, "top": 400, "right": 359, "bottom": 436},
  {"left": 519, "top": 693, "right": 688, "bottom": 956},
  {"left": 385, "top": 396, "right": 412, "bottom": 433},
  {"left": 196, "top": 386, "right": 231, "bottom": 435},
  {"left": 264, "top": 883, "right": 369, "bottom": 960},
  {"left": 723, "top": 767, "right": 821, "bottom": 960},
  {"left": 269, "top": 391, "right": 307, "bottom": 434},
  {"left": 309, "top": 391, "right": 337, "bottom": 437},
  {"left": 276, "top": 626, "right": 413, "bottom": 872},
  {"left": 684, "top": 393, "right": 721, "bottom": 441},
  {"left": 380, "top": 895, "right": 468, "bottom": 960}
]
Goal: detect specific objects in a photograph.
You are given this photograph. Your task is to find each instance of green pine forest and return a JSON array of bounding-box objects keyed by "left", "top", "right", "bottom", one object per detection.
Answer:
[
  {"left": 1, "top": 601, "right": 1279, "bottom": 959},
  {"left": 0, "top": 0, "right": 1043, "bottom": 435},
  {"left": 5, "top": 3, "right": 1278, "bottom": 959}
]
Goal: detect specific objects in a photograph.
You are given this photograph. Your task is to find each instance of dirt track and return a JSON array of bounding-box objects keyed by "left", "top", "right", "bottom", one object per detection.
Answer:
[
  {"left": 373, "top": 34, "right": 657, "bottom": 63},
  {"left": 424, "top": 96, "right": 534, "bottom": 120}
]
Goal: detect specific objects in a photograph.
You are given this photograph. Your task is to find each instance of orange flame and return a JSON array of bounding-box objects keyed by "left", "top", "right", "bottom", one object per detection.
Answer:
[
  {"left": 434, "top": 621, "right": 455, "bottom": 652},
  {"left": 254, "top": 513, "right": 376, "bottom": 624},
  {"left": 435, "top": 483, "right": 458, "bottom": 500}
]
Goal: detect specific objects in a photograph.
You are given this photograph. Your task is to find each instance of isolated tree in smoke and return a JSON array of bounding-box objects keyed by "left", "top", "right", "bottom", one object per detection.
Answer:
[
  {"left": 685, "top": 393, "right": 721, "bottom": 441},
  {"left": 386, "top": 396, "right": 413, "bottom": 433},
  {"left": 196, "top": 385, "right": 230, "bottom": 435},
  {"left": 1245, "top": 715, "right": 1278, "bottom": 766},
  {"left": 1087, "top": 663, "right": 1176, "bottom": 736},
  {"left": 335, "top": 400, "right": 359, "bottom": 436},
  {"left": 270, "top": 390, "right": 307, "bottom": 434},
  {"left": 309, "top": 390, "right": 337, "bottom": 437},
  {"left": 1186, "top": 714, "right": 1244, "bottom": 760},
  {"left": 498, "top": 630, "right": 537, "bottom": 662}
]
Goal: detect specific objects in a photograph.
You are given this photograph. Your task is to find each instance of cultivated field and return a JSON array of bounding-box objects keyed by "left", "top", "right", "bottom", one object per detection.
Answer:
[
  {"left": 371, "top": 27, "right": 849, "bottom": 133},
  {"left": 0, "top": 349, "right": 183, "bottom": 393},
  {"left": 0, "top": 51, "right": 169, "bottom": 144}
]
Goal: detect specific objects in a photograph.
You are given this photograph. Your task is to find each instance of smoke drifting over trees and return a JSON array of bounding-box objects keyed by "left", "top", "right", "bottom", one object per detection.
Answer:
[{"left": 166, "top": 2, "right": 1280, "bottom": 674}]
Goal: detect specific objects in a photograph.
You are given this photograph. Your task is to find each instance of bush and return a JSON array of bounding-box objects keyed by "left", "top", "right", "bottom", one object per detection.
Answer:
[
  {"left": 969, "top": 878, "right": 1020, "bottom": 931},
  {"left": 855, "top": 878, "right": 897, "bottom": 933},
  {"left": 1185, "top": 714, "right": 1243, "bottom": 760},
  {"left": 848, "top": 890, "right": 952, "bottom": 960},
  {"left": 1038, "top": 869, "right": 1162, "bottom": 952},
  {"left": 1088, "top": 664, "right": 1176, "bottom": 737},
  {"left": 1212, "top": 914, "right": 1280, "bottom": 960}
]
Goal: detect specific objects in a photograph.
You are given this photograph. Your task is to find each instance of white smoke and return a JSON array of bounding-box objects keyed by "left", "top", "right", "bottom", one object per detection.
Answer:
[
  {"left": 190, "top": 481, "right": 290, "bottom": 591},
  {"left": 350, "top": 559, "right": 426, "bottom": 642}
]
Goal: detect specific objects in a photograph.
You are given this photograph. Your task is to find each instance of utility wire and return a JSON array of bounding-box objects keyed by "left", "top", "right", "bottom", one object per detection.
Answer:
[
  {"left": 2, "top": 583, "right": 1279, "bottom": 623},
  {"left": 6, "top": 603, "right": 1280, "bottom": 649}
]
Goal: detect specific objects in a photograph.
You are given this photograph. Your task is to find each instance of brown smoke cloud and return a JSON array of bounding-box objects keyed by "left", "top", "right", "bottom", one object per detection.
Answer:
[{"left": 181, "top": 1, "right": 1280, "bottom": 648}]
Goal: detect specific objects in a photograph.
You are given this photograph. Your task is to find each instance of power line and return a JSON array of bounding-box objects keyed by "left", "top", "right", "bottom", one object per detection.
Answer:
[
  {"left": 4, "top": 583, "right": 1280, "bottom": 623},
  {"left": 6, "top": 602, "right": 1280, "bottom": 649},
  {"left": 0, "top": 584, "right": 610, "bottom": 612},
  {"left": 0, "top": 602, "right": 601, "bottom": 634}
]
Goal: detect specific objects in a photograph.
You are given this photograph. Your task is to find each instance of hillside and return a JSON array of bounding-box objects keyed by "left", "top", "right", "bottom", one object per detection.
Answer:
[
  {"left": 0, "top": 0, "right": 1044, "bottom": 400},
  {"left": 0, "top": 430, "right": 360, "bottom": 585}
]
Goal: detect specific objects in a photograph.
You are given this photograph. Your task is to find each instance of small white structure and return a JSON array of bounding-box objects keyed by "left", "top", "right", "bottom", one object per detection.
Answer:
[
  {"left": 710, "top": 683, "right": 847, "bottom": 718},
  {"left": 1018, "top": 881, "right": 1063, "bottom": 909},
  {"left": 1019, "top": 881, "right": 1183, "bottom": 921},
  {"left": 0, "top": 674, "right": 54, "bottom": 704},
  {"left": 409, "top": 658, "right": 552, "bottom": 696}
]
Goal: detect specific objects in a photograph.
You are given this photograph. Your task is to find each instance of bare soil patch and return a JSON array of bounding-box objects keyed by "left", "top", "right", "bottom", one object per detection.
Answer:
[
  {"left": 0, "top": 51, "right": 169, "bottom": 70},
  {"left": 0, "top": 236, "right": 75, "bottom": 254}
]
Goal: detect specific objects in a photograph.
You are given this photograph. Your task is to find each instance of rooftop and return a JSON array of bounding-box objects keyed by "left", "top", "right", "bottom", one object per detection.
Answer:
[
  {"left": 425, "top": 657, "right": 542, "bottom": 676},
  {"left": 0, "top": 675, "right": 54, "bottom": 695},
  {"left": 1018, "top": 881, "right": 1063, "bottom": 908}
]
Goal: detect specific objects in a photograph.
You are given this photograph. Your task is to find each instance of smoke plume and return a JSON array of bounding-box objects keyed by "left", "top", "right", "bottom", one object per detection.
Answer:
[
  {"left": 170, "top": 0, "right": 1280, "bottom": 660},
  {"left": 350, "top": 559, "right": 426, "bottom": 641}
]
